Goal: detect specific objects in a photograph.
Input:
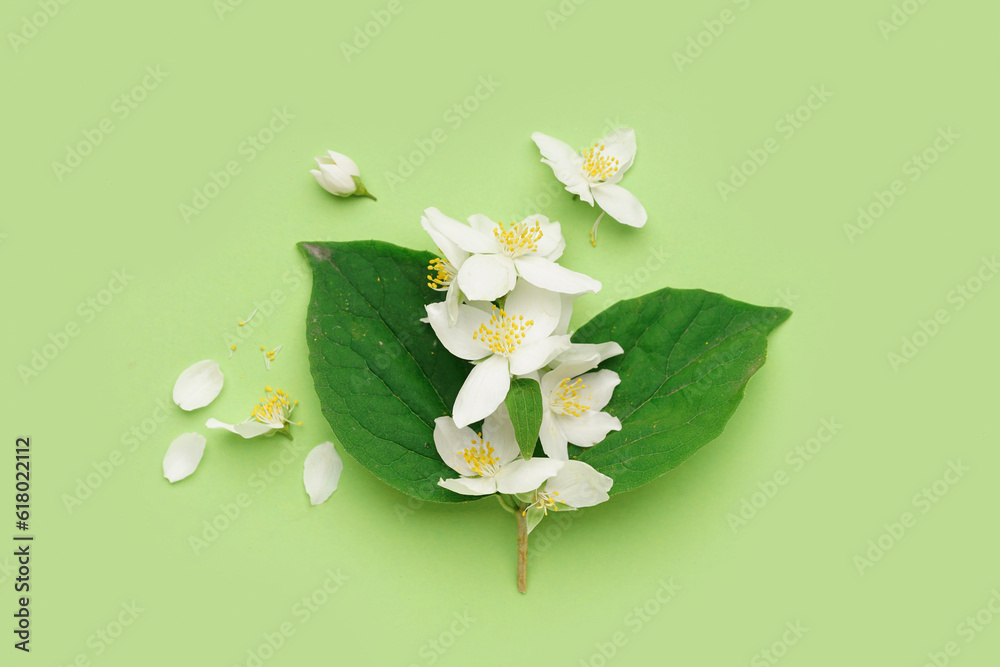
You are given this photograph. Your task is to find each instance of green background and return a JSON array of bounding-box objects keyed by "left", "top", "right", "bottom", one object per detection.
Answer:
[{"left": 3, "top": 0, "right": 998, "bottom": 664}]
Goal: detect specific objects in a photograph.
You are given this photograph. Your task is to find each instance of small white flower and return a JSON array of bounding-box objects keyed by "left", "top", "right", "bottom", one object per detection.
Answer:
[
  {"left": 539, "top": 364, "right": 622, "bottom": 460},
  {"left": 531, "top": 128, "right": 647, "bottom": 244},
  {"left": 163, "top": 432, "right": 206, "bottom": 483},
  {"left": 422, "top": 207, "right": 601, "bottom": 302},
  {"left": 435, "top": 407, "right": 563, "bottom": 496},
  {"left": 206, "top": 386, "right": 300, "bottom": 439},
  {"left": 526, "top": 460, "right": 613, "bottom": 513},
  {"left": 426, "top": 280, "right": 570, "bottom": 427},
  {"left": 303, "top": 442, "right": 344, "bottom": 505},
  {"left": 172, "top": 360, "right": 224, "bottom": 411},
  {"left": 311, "top": 150, "right": 376, "bottom": 200}
]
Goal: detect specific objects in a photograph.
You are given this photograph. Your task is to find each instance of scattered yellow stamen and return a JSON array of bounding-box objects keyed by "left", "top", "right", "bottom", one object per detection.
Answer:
[
  {"left": 262, "top": 345, "right": 283, "bottom": 370},
  {"left": 472, "top": 306, "right": 534, "bottom": 357},
  {"left": 590, "top": 211, "right": 606, "bottom": 247},
  {"left": 229, "top": 345, "right": 236, "bottom": 359},
  {"left": 238, "top": 307, "right": 259, "bottom": 326}
]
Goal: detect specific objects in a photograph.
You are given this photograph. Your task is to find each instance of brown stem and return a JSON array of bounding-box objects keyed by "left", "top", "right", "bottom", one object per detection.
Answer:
[{"left": 516, "top": 507, "right": 528, "bottom": 593}]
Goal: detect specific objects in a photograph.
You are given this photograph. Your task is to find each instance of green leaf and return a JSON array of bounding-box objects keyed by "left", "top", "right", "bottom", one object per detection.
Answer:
[
  {"left": 299, "top": 240, "right": 470, "bottom": 502},
  {"left": 504, "top": 378, "right": 544, "bottom": 460},
  {"left": 571, "top": 288, "right": 790, "bottom": 494}
]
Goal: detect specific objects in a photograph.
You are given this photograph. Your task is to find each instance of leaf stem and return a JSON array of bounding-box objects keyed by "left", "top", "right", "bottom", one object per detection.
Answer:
[{"left": 516, "top": 504, "right": 528, "bottom": 593}]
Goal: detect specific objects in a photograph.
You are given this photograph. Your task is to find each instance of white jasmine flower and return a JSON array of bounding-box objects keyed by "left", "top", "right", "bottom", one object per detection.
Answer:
[
  {"left": 531, "top": 128, "right": 647, "bottom": 244},
  {"left": 303, "top": 442, "right": 344, "bottom": 505},
  {"left": 206, "top": 386, "right": 300, "bottom": 438},
  {"left": 434, "top": 407, "right": 563, "bottom": 496},
  {"left": 425, "top": 281, "right": 570, "bottom": 427},
  {"left": 525, "top": 460, "right": 613, "bottom": 513},
  {"left": 422, "top": 207, "right": 601, "bottom": 302},
  {"left": 172, "top": 360, "right": 224, "bottom": 411},
  {"left": 311, "top": 150, "right": 376, "bottom": 200},
  {"left": 163, "top": 433, "right": 207, "bottom": 483},
  {"left": 539, "top": 365, "right": 622, "bottom": 460}
]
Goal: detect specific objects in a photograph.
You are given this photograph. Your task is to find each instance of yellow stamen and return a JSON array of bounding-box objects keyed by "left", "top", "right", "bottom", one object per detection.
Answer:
[{"left": 472, "top": 306, "right": 534, "bottom": 357}]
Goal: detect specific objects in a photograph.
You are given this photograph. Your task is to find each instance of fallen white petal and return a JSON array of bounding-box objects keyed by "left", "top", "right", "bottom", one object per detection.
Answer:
[
  {"left": 163, "top": 433, "right": 206, "bottom": 483},
  {"left": 303, "top": 442, "right": 344, "bottom": 505},
  {"left": 172, "top": 360, "right": 224, "bottom": 411},
  {"left": 205, "top": 418, "right": 275, "bottom": 439}
]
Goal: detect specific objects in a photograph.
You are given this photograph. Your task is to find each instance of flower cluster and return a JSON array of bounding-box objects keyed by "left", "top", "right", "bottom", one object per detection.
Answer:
[{"left": 421, "top": 208, "right": 621, "bottom": 532}]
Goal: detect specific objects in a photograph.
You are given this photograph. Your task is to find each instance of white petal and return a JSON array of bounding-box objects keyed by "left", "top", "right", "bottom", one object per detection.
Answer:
[
  {"left": 543, "top": 460, "right": 612, "bottom": 508},
  {"left": 421, "top": 211, "right": 469, "bottom": 268},
  {"left": 483, "top": 403, "right": 521, "bottom": 465},
  {"left": 205, "top": 418, "right": 275, "bottom": 439},
  {"left": 467, "top": 213, "right": 499, "bottom": 236},
  {"left": 564, "top": 178, "right": 595, "bottom": 205},
  {"left": 453, "top": 355, "right": 510, "bottom": 428},
  {"left": 539, "top": 410, "right": 569, "bottom": 460},
  {"left": 423, "top": 207, "right": 497, "bottom": 254},
  {"left": 456, "top": 254, "right": 517, "bottom": 302},
  {"left": 433, "top": 417, "right": 478, "bottom": 476},
  {"left": 554, "top": 342, "right": 624, "bottom": 376},
  {"left": 325, "top": 150, "right": 361, "bottom": 177},
  {"left": 172, "top": 360, "right": 224, "bottom": 411},
  {"left": 577, "top": 369, "right": 621, "bottom": 411},
  {"left": 509, "top": 335, "right": 570, "bottom": 376},
  {"left": 439, "top": 475, "right": 498, "bottom": 496},
  {"left": 515, "top": 255, "right": 602, "bottom": 296},
  {"left": 559, "top": 410, "right": 622, "bottom": 448},
  {"left": 495, "top": 458, "right": 563, "bottom": 494},
  {"left": 303, "top": 442, "right": 344, "bottom": 505},
  {"left": 445, "top": 283, "right": 462, "bottom": 327},
  {"left": 504, "top": 279, "right": 563, "bottom": 340},
  {"left": 163, "top": 432, "right": 206, "bottom": 483},
  {"left": 526, "top": 215, "right": 564, "bottom": 259},
  {"left": 531, "top": 132, "right": 579, "bottom": 165},
  {"left": 591, "top": 182, "right": 647, "bottom": 228},
  {"left": 554, "top": 293, "right": 578, "bottom": 336},
  {"left": 425, "top": 302, "right": 491, "bottom": 361},
  {"left": 597, "top": 127, "right": 637, "bottom": 182}
]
